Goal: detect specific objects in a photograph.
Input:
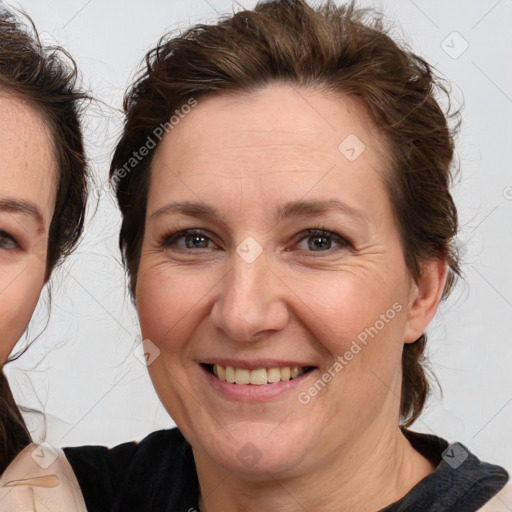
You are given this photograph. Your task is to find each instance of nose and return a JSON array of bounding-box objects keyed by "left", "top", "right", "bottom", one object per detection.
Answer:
[{"left": 210, "top": 253, "right": 289, "bottom": 342}]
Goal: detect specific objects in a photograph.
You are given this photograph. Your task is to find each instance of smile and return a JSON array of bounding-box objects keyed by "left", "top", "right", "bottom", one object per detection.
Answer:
[{"left": 205, "top": 364, "right": 314, "bottom": 385}]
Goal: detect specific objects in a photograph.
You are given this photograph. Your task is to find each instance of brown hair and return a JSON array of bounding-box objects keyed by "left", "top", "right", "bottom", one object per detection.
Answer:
[
  {"left": 111, "top": 0, "right": 460, "bottom": 427},
  {"left": 0, "top": 8, "right": 88, "bottom": 471}
]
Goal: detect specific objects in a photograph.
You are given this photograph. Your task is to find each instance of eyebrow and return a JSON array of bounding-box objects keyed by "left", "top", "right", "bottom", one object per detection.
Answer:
[
  {"left": 151, "top": 201, "right": 216, "bottom": 220},
  {"left": 278, "top": 199, "right": 368, "bottom": 224},
  {"left": 150, "top": 199, "right": 368, "bottom": 224},
  {"left": 0, "top": 198, "right": 44, "bottom": 227}
]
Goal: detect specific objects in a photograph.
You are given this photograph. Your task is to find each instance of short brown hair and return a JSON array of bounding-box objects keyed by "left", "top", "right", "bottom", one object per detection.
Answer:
[{"left": 111, "top": 0, "right": 460, "bottom": 426}]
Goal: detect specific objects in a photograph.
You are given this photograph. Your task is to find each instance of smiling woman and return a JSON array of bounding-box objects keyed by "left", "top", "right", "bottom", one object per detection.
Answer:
[
  {"left": 64, "top": 0, "right": 508, "bottom": 510},
  {"left": 0, "top": 6, "right": 88, "bottom": 510}
]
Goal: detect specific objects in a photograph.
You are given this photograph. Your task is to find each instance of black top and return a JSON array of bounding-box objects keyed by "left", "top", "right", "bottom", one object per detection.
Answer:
[{"left": 65, "top": 428, "right": 508, "bottom": 512}]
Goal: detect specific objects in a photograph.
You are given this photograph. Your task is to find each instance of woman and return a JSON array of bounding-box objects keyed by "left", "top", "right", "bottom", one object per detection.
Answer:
[
  {"left": 65, "top": 0, "right": 509, "bottom": 510},
  {"left": 0, "top": 7, "right": 87, "bottom": 511}
]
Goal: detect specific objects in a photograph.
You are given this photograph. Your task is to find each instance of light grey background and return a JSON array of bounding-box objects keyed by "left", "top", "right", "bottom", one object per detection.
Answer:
[{"left": 4, "top": 0, "right": 511, "bottom": 474}]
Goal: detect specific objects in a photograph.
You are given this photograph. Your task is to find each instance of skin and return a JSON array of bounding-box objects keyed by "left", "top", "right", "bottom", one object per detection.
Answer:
[
  {"left": 0, "top": 92, "right": 56, "bottom": 363},
  {"left": 136, "top": 83, "right": 448, "bottom": 511}
]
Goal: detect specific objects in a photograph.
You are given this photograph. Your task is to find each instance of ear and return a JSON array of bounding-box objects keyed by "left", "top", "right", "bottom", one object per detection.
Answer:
[{"left": 403, "top": 260, "right": 448, "bottom": 344}]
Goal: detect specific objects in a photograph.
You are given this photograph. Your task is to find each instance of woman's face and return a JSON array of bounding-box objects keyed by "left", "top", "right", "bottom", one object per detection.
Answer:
[
  {"left": 137, "top": 84, "right": 441, "bottom": 475},
  {"left": 0, "top": 93, "right": 56, "bottom": 363}
]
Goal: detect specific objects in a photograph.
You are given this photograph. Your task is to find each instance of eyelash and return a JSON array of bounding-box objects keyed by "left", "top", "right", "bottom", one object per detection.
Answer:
[
  {"left": 0, "top": 230, "right": 20, "bottom": 251},
  {"left": 159, "top": 227, "right": 351, "bottom": 253},
  {"left": 292, "top": 227, "right": 351, "bottom": 253},
  {"left": 160, "top": 229, "right": 216, "bottom": 251}
]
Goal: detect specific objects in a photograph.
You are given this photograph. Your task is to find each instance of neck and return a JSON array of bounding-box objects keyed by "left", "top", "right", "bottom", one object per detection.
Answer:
[{"left": 195, "top": 423, "right": 434, "bottom": 512}]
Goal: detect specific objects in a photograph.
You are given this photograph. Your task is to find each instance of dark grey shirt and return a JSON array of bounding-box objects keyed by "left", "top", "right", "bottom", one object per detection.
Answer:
[
  {"left": 382, "top": 429, "right": 508, "bottom": 511},
  {"left": 65, "top": 428, "right": 508, "bottom": 512}
]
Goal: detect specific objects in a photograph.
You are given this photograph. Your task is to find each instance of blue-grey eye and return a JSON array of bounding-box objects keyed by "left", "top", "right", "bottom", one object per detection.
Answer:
[
  {"left": 308, "top": 234, "right": 332, "bottom": 251},
  {"left": 295, "top": 229, "right": 348, "bottom": 252},
  {"left": 162, "top": 229, "right": 215, "bottom": 250},
  {"left": 185, "top": 234, "right": 210, "bottom": 249},
  {"left": 0, "top": 230, "right": 19, "bottom": 250}
]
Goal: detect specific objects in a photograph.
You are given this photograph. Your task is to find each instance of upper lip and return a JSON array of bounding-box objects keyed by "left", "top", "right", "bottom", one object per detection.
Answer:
[{"left": 200, "top": 359, "right": 316, "bottom": 370}]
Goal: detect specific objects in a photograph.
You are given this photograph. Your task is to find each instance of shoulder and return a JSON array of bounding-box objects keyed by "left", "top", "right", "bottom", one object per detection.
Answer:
[
  {"left": 394, "top": 431, "right": 509, "bottom": 511},
  {"left": 0, "top": 443, "right": 87, "bottom": 512},
  {"left": 64, "top": 428, "right": 191, "bottom": 512},
  {"left": 478, "top": 483, "right": 512, "bottom": 511},
  {"left": 64, "top": 428, "right": 187, "bottom": 468}
]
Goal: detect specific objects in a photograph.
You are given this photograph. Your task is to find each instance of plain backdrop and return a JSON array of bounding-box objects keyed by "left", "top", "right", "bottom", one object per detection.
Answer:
[{"left": 3, "top": 0, "right": 511, "bottom": 474}]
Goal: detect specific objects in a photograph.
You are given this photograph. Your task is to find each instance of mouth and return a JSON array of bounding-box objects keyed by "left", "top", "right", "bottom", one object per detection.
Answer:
[{"left": 202, "top": 363, "right": 316, "bottom": 385}]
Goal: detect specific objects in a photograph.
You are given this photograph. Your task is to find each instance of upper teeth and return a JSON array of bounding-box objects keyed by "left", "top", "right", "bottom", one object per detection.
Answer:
[{"left": 213, "top": 364, "right": 305, "bottom": 385}]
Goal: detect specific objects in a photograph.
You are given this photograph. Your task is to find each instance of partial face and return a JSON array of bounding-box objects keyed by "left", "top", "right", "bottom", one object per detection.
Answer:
[
  {"left": 0, "top": 93, "right": 56, "bottom": 362},
  {"left": 136, "top": 84, "right": 418, "bottom": 475}
]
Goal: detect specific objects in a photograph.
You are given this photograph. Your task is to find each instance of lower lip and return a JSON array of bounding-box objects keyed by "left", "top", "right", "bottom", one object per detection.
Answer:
[{"left": 201, "top": 365, "right": 316, "bottom": 402}]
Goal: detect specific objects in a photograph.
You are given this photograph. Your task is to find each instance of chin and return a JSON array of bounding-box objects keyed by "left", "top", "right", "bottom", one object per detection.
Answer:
[{"left": 191, "top": 418, "right": 317, "bottom": 477}]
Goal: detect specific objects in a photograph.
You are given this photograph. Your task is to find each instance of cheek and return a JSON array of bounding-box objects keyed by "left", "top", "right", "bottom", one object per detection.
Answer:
[
  {"left": 302, "top": 270, "right": 408, "bottom": 396},
  {"left": 135, "top": 260, "right": 214, "bottom": 351},
  {"left": 285, "top": 265, "right": 406, "bottom": 346},
  {"left": 284, "top": 259, "right": 409, "bottom": 414},
  {"left": 135, "top": 260, "right": 219, "bottom": 422},
  {"left": 0, "top": 266, "right": 45, "bottom": 362}
]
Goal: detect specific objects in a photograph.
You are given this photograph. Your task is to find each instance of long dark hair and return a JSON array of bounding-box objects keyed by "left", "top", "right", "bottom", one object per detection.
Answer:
[{"left": 0, "top": 8, "right": 88, "bottom": 472}]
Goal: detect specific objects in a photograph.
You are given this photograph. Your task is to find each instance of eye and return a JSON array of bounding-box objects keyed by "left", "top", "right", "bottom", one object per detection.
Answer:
[
  {"left": 0, "top": 230, "right": 19, "bottom": 251},
  {"left": 294, "top": 229, "right": 350, "bottom": 252},
  {"left": 161, "top": 229, "right": 217, "bottom": 250}
]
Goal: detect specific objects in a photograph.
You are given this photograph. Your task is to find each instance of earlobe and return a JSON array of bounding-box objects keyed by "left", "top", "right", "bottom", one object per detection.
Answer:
[{"left": 403, "top": 260, "right": 448, "bottom": 344}]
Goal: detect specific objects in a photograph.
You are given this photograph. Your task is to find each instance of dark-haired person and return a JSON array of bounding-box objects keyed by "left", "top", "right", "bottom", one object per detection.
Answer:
[
  {"left": 65, "top": 1, "right": 509, "bottom": 510},
  {"left": 0, "top": 7, "right": 87, "bottom": 511}
]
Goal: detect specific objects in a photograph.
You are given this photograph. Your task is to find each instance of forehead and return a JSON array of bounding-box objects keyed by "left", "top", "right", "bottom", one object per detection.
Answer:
[
  {"left": 150, "top": 84, "right": 390, "bottom": 208},
  {"left": 0, "top": 92, "right": 57, "bottom": 220},
  {"left": 163, "top": 85, "right": 385, "bottom": 163}
]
